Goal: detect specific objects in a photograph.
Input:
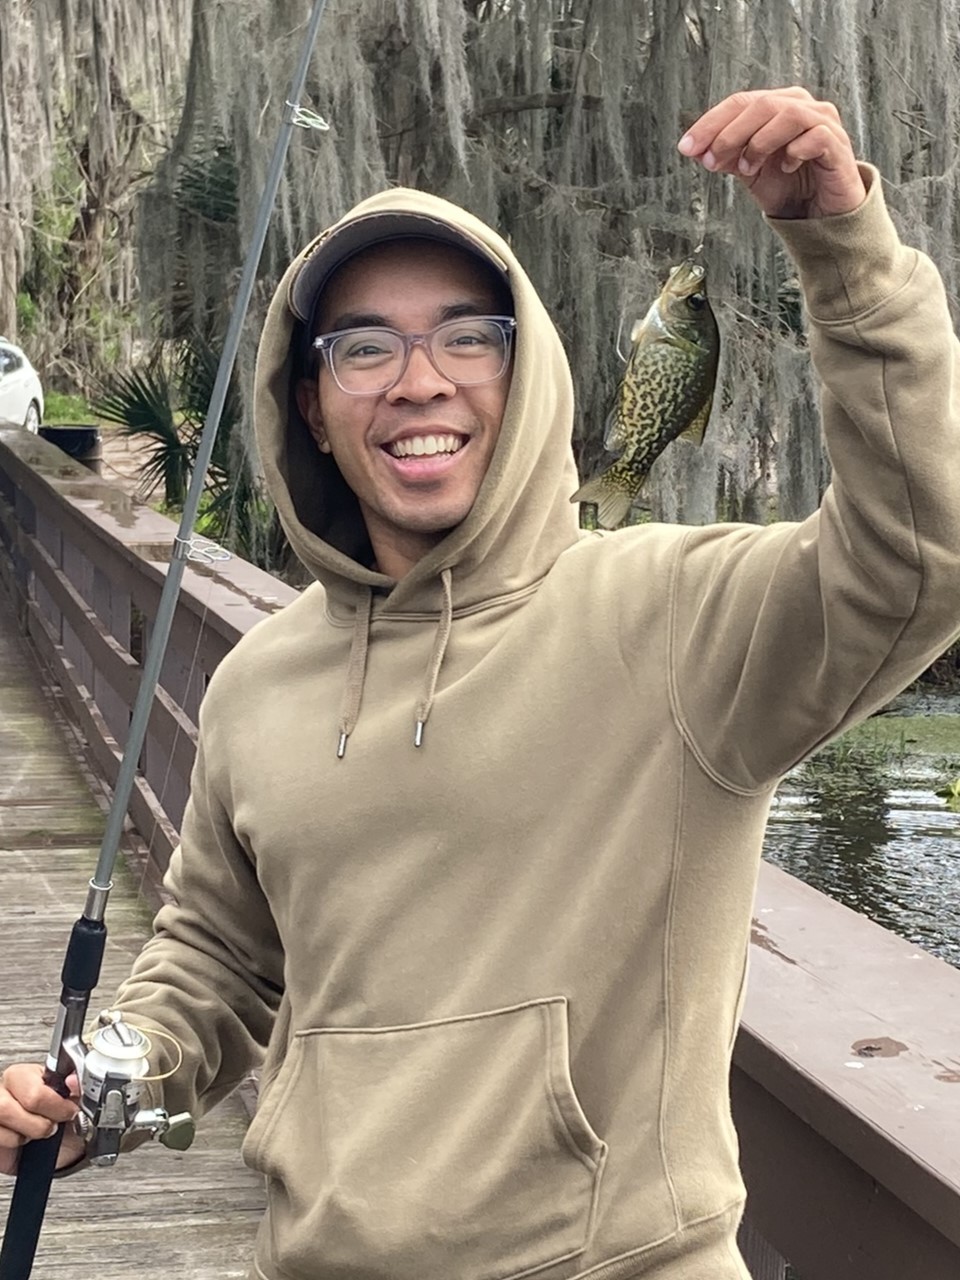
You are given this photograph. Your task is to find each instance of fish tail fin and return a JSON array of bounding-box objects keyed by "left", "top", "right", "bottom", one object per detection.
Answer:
[{"left": 570, "top": 476, "right": 635, "bottom": 529}]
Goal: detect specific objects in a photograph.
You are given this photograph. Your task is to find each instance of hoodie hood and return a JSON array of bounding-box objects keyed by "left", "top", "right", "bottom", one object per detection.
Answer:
[{"left": 254, "top": 188, "right": 582, "bottom": 618}]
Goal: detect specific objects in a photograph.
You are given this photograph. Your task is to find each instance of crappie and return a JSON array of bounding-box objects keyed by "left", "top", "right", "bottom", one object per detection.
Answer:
[{"left": 571, "top": 258, "right": 720, "bottom": 529}]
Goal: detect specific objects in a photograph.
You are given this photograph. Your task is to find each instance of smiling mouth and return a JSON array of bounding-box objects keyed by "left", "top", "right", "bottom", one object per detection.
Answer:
[{"left": 385, "top": 433, "right": 466, "bottom": 459}]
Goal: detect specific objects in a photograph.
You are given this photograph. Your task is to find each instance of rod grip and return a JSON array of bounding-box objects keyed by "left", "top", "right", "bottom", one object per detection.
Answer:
[
  {"left": 61, "top": 916, "right": 106, "bottom": 992},
  {"left": 0, "top": 1123, "right": 66, "bottom": 1280}
]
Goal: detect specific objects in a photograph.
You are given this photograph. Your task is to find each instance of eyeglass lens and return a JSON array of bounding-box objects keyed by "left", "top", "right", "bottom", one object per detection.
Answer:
[{"left": 328, "top": 317, "right": 512, "bottom": 394}]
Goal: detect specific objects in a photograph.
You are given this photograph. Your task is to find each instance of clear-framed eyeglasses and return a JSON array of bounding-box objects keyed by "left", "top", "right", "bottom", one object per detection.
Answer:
[{"left": 312, "top": 314, "right": 517, "bottom": 396}]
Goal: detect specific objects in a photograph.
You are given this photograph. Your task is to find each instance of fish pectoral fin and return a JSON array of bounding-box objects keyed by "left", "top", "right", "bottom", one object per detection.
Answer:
[
  {"left": 602, "top": 406, "right": 629, "bottom": 455},
  {"left": 570, "top": 475, "right": 636, "bottom": 529},
  {"left": 663, "top": 333, "right": 706, "bottom": 358},
  {"left": 679, "top": 396, "right": 713, "bottom": 446}
]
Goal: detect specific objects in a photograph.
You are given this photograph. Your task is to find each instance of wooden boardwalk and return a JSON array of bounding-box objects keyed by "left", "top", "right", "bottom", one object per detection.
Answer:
[{"left": 0, "top": 584, "right": 264, "bottom": 1278}]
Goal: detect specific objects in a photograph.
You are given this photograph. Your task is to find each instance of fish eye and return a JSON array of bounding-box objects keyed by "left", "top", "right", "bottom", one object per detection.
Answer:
[{"left": 687, "top": 293, "right": 706, "bottom": 311}]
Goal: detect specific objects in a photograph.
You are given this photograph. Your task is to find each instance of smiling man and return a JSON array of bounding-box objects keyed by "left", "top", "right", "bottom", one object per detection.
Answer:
[
  {"left": 295, "top": 239, "right": 514, "bottom": 578},
  {"left": 2, "top": 89, "right": 960, "bottom": 1280}
]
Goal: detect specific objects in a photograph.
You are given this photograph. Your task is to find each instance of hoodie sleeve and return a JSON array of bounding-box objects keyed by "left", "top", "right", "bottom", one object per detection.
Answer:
[
  {"left": 668, "top": 166, "right": 960, "bottom": 793},
  {"left": 109, "top": 718, "right": 284, "bottom": 1123}
]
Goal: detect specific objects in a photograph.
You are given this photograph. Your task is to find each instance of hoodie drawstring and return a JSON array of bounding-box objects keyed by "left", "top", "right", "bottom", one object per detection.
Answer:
[
  {"left": 414, "top": 567, "right": 454, "bottom": 748},
  {"left": 337, "top": 587, "right": 373, "bottom": 758},
  {"left": 335, "top": 570, "right": 455, "bottom": 757}
]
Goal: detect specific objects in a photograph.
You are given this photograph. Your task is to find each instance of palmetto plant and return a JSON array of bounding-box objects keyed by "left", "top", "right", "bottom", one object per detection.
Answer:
[
  {"left": 179, "top": 336, "right": 274, "bottom": 560},
  {"left": 93, "top": 333, "right": 285, "bottom": 571},
  {"left": 93, "top": 331, "right": 240, "bottom": 515},
  {"left": 93, "top": 352, "right": 193, "bottom": 508}
]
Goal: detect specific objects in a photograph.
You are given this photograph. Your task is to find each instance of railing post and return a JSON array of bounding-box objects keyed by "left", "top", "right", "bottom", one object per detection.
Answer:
[
  {"left": 11, "top": 479, "right": 36, "bottom": 613},
  {"left": 90, "top": 563, "right": 132, "bottom": 750},
  {"left": 738, "top": 1215, "right": 789, "bottom": 1279}
]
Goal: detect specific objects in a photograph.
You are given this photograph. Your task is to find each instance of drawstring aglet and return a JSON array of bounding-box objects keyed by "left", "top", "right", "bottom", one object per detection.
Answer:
[
  {"left": 337, "top": 731, "right": 348, "bottom": 759},
  {"left": 414, "top": 721, "right": 425, "bottom": 748}
]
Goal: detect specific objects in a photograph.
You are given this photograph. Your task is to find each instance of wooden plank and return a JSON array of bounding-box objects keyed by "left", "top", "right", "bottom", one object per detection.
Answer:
[
  {"left": 733, "top": 1064, "right": 960, "bottom": 1280},
  {"left": 738, "top": 862, "right": 960, "bottom": 1260}
]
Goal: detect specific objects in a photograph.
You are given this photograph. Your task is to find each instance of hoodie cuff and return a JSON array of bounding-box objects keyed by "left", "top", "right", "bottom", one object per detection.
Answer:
[{"left": 766, "top": 163, "right": 917, "bottom": 323}]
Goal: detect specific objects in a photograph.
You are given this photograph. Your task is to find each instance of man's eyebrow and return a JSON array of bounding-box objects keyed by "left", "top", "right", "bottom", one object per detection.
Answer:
[
  {"left": 326, "top": 311, "right": 388, "bottom": 332},
  {"left": 436, "top": 301, "right": 492, "bottom": 322},
  {"left": 324, "top": 299, "right": 495, "bottom": 333}
]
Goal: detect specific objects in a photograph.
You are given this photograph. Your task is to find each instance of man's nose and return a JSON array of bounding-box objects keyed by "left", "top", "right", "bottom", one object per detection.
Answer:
[{"left": 385, "top": 340, "right": 456, "bottom": 403}]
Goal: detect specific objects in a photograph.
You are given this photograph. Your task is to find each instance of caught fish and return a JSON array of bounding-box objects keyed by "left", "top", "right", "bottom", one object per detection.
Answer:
[{"left": 571, "top": 257, "right": 720, "bottom": 529}]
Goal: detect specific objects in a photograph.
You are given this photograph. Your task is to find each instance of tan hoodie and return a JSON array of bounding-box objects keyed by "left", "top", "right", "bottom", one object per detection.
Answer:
[{"left": 115, "top": 173, "right": 960, "bottom": 1280}]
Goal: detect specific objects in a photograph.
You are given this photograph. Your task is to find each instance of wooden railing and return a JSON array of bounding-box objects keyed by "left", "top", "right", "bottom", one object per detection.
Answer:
[
  {"left": 0, "top": 426, "right": 297, "bottom": 888},
  {"left": 2, "top": 426, "right": 959, "bottom": 1279}
]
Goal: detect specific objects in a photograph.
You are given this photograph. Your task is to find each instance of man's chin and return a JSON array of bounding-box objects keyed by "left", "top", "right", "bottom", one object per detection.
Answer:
[
  {"left": 399, "top": 512, "right": 468, "bottom": 537},
  {"left": 386, "top": 494, "right": 478, "bottom": 536}
]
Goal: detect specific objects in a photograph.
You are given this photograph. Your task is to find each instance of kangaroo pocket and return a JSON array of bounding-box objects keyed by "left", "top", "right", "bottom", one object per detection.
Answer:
[{"left": 243, "top": 997, "right": 607, "bottom": 1280}]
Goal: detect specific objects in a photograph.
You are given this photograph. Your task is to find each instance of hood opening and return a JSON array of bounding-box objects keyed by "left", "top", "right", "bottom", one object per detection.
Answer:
[
  {"left": 284, "top": 357, "right": 375, "bottom": 567},
  {"left": 255, "top": 186, "right": 583, "bottom": 614}
]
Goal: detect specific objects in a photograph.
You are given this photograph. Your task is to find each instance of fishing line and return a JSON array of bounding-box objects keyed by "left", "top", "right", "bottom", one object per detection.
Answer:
[
  {"left": 614, "top": 3, "right": 726, "bottom": 361},
  {"left": 137, "top": 22, "right": 340, "bottom": 887},
  {"left": 692, "top": 1, "right": 726, "bottom": 257},
  {"left": 77, "top": 1018, "right": 185, "bottom": 1084},
  {"left": 130, "top": 567, "right": 219, "bottom": 910},
  {"left": 123, "top": 1025, "right": 184, "bottom": 1084}
]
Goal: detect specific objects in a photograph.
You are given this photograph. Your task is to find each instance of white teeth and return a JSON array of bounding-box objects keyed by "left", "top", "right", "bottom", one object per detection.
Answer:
[{"left": 388, "top": 434, "right": 464, "bottom": 458}]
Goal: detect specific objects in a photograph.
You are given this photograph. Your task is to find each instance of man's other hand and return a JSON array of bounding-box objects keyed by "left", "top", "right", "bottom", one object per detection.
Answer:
[{"left": 678, "top": 87, "right": 867, "bottom": 219}]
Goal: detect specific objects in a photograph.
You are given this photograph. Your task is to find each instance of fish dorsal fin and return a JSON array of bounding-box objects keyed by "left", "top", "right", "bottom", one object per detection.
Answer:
[{"left": 680, "top": 395, "right": 713, "bottom": 446}]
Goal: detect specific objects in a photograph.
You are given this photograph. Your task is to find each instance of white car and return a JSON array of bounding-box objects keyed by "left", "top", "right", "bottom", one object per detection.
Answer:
[{"left": 0, "top": 338, "right": 44, "bottom": 432}]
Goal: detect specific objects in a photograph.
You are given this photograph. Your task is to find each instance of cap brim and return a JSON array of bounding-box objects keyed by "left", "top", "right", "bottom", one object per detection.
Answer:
[{"left": 289, "top": 211, "right": 510, "bottom": 323}]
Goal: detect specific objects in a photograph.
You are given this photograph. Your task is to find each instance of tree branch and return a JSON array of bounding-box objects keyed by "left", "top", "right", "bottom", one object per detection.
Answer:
[{"left": 379, "top": 91, "right": 603, "bottom": 142}]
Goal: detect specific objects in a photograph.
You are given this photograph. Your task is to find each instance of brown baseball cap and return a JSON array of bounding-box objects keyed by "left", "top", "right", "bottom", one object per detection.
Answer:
[{"left": 289, "top": 210, "right": 511, "bottom": 324}]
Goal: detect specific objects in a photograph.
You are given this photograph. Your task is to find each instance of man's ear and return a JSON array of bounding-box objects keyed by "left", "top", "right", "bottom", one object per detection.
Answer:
[{"left": 295, "top": 377, "right": 332, "bottom": 454}]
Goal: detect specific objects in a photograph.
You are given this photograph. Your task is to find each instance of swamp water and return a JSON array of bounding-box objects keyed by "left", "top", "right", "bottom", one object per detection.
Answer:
[{"left": 762, "top": 693, "right": 960, "bottom": 968}]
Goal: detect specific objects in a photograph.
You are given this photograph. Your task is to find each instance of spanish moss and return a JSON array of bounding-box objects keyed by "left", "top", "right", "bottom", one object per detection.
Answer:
[{"left": 4, "top": 1, "right": 959, "bottom": 529}]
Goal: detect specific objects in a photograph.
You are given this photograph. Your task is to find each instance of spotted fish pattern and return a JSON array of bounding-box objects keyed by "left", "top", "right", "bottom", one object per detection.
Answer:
[{"left": 572, "top": 258, "right": 720, "bottom": 529}]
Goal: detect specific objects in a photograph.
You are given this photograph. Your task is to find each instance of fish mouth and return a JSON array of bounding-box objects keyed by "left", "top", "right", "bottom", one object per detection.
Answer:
[{"left": 664, "top": 258, "right": 707, "bottom": 298}]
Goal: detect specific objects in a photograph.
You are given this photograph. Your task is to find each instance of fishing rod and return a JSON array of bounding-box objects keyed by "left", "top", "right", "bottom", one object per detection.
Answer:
[{"left": 0, "top": 3, "right": 331, "bottom": 1274}]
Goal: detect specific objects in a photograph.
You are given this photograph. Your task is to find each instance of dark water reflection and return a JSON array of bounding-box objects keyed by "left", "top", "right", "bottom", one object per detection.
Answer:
[{"left": 763, "top": 786, "right": 960, "bottom": 968}]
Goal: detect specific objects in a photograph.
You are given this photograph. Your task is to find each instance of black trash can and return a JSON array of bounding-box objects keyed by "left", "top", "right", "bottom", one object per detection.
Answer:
[{"left": 38, "top": 425, "right": 103, "bottom": 475}]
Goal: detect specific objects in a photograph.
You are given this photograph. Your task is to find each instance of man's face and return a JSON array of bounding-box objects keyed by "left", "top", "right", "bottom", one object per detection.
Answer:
[{"left": 297, "top": 240, "right": 512, "bottom": 578}]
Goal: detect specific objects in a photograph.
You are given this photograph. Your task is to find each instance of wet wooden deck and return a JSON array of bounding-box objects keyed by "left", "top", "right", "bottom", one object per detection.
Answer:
[{"left": 0, "top": 584, "right": 264, "bottom": 1277}]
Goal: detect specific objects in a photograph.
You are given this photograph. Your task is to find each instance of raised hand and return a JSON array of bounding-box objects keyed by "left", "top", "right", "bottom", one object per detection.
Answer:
[{"left": 678, "top": 87, "right": 866, "bottom": 219}]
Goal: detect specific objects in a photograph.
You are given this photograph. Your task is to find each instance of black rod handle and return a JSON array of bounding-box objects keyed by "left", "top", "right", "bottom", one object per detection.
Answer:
[
  {"left": 0, "top": 910, "right": 103, "bottom": 1279},
  {"left": 0, "top": 1123, "right": 66, "bottom": 1280}
]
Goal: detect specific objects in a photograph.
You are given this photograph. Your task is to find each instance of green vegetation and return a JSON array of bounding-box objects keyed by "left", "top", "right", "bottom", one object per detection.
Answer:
[
  {"left": 798, "top": 735, "right": 900, "bottom": 818},
  {"left": 793, "top": 714, "right": 960, "bottom": 818},
  {"left": 92, "top": 335, "right": 284, "bottom": 572},
  {"left": 843, "top": 714, "right": 960, "bottom": 758},
  {"left": 43, "top": 391, "right": 100, "bottom": 424},
  {"left": 16, "top": 292, "right": 39, "bottom": 337},
  {"left": 94, "top": 355, "right": 188, "bottom": 506}
]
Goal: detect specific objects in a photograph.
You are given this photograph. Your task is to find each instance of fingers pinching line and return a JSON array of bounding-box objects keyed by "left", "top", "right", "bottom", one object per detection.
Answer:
[{"left": 678, "top": 87, "right": 866, "bottom": 218}]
